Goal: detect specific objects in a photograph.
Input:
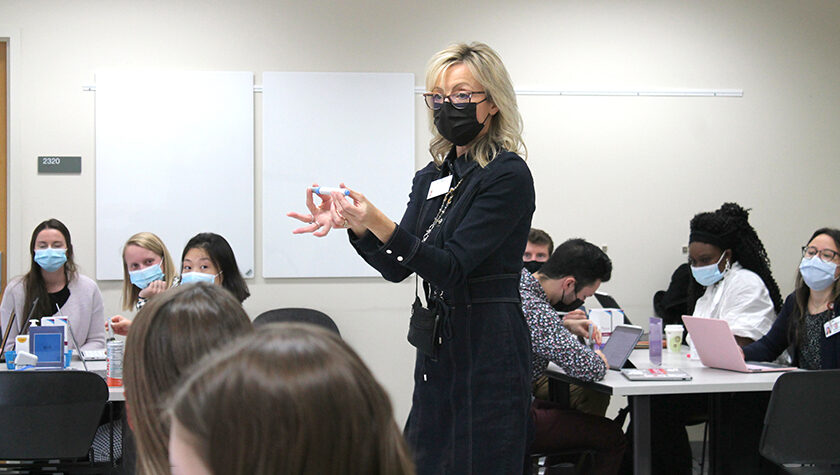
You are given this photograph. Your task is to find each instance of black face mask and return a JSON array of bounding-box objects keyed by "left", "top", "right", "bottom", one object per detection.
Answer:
[
  {"left": 553, "top": 288, "right": 585, "bottom": 313},
  {"left": 523, "top": 260, "right": 544, "bottom": 274},
  {"left": 433, "top": 102, "right": 488, "bottom": 146}
]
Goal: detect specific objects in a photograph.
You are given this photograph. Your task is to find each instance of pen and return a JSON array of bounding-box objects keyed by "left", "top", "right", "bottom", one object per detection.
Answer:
[
  {"left": 309, "top": 186, "right": 350, "bottom": 196},
  {"left": 588, "top": 323, "right": 594, "bottom": 349}
]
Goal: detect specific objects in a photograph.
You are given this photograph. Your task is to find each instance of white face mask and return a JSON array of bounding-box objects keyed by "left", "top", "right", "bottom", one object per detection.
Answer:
[{"left": 180, "top": 272, "right": 218, "bottom": 285}]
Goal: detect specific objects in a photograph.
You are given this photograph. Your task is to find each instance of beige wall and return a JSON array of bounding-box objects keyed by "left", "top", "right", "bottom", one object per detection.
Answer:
[{"left": 2, "top": 0, "right": 839, "bottom": 424}]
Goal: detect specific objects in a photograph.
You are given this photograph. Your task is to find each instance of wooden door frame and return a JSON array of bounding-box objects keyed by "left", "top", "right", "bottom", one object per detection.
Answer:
[{"left": 1, "top": 39, "right": 7, "bottom": 293}]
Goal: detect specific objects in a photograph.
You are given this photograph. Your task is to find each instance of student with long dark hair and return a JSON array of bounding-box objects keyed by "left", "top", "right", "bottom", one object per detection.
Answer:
[
  {"left": 180, "top": 233, "right": 250, "bottom": 303},
  {"left": 743, "top": 227, "right": 840, "bottom": 369},
  {"left": 0, "top": 218, "right": 105, "bottom": 351},
  {"left": 644, "top": 202, "right": 782, "bottom": 474},
  {"left": 686, "top": 202, "right": 782, "bottom": 345}
]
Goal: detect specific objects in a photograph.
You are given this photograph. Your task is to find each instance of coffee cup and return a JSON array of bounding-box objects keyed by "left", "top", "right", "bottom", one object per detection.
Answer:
[{"left": 665, "top": 324, "right": 684, "bottom": 353}]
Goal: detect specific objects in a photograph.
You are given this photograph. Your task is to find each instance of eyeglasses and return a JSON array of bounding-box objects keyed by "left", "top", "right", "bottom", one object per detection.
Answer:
[
  {"left": 423, "top": 91, "right": 487, "bottom": 110},
  {"left": 802, "top": 246, "right": 839, "bottom": 262}
]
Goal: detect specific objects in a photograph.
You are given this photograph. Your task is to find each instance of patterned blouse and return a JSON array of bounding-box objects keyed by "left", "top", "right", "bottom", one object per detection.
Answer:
[
  {"left": 800, "top": 307, "right": 834, "bottom": 370},
  {"left": 519, "top": 268, "right": 607, "bottom": 383}
]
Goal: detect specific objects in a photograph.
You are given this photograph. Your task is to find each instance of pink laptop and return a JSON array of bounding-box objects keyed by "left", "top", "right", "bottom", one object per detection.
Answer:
[{"left": 682, "top": 315, "right": 796, "bottom": 373}]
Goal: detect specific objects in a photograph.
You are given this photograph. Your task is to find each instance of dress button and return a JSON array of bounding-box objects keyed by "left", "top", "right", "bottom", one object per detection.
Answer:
[
  {"left": 397, "top": 256, "right": 404, "bottom": 262},
  {"left": 386, "top": 249, "right": 393, "bottom": 254}
]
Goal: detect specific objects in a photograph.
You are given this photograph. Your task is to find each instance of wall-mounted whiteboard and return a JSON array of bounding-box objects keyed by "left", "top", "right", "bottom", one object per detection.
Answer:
[
  {"left": 95, "top": 71, "right": 254, "bottom": 280},
  {"left": 262, "top": 72, "right": 415, "bottom": 278}
]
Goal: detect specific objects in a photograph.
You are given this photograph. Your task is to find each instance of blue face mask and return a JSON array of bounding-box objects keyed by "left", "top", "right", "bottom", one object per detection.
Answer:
[
  {"left": 799, "top": 256, "right": 838, "bottom": 291},
  {"left": 34, "top": 248, "right": 67, "bottom": 272},
  {"left": 129, "top": 263, "right": 165, "bottom": 290},
  {"left": 691, "top": 252, "right": 729, "bottom": 287},
  {"left": 180, "top": 271, "right": 218, "bottom": 285}
]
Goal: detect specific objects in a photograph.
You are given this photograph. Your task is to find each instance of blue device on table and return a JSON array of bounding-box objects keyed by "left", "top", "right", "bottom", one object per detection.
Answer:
[{"left": 28, "top": 325, "right": 65, "bottom": 369}]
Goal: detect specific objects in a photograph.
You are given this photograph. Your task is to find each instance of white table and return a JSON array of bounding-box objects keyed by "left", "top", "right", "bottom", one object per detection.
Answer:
[
  {"left": 2, "top": 358, "right": 125, "bottom": 402},
  {"left": 545, "top": 347, "right": 789, "bottom": 474}
]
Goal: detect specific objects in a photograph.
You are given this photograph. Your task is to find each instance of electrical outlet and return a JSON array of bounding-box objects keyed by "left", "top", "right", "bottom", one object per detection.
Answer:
[{"left": 681, "top": 246, "right": 688, "bottom": 254}]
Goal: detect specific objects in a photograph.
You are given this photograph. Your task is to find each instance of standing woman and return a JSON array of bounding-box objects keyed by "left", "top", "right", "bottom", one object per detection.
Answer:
[
  {"left": 744, "top": 228, "right": 840, "bottom": 369},
  {"left": 290, "top": 42, "right": 535, "bottom": 473},
  {"left": 0, "top": 218, "right": 106, "bottom": 351}
]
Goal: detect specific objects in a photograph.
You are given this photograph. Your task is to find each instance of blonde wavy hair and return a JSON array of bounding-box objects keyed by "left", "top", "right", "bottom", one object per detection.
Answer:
[
  {"left": 425, "top": 42, "right": 526, "bottom": 167},
  {"left": 121, "top": 232, "right": 177, "bottom": 310}
]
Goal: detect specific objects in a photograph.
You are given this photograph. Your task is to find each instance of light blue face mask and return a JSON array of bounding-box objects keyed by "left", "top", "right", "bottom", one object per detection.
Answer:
[
  {"left": 34, "top": 248, "right": 67, "bottom": 272},
  {"left": 129, "top": 263, "right": 165, "bottom": 290},
  {"left": 180, "top": 271, "right": 218, "bottom": 285},
  {"left": 799, "top": 256, "right": 838, "bottom": 291},
  {"left": 691, "top": 252, "right": 729, "bottom": 287}
]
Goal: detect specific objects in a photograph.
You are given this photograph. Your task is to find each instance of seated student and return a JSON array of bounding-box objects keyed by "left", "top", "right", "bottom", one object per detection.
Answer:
[
  {"left": 520, "top": 238, "right": 626, "bottom": 474},
  {"left": 110, "top": 232, "right": 250, "bottom": 336},
  {"left": 180, "top": 232, "right": 250, "bottom": 303},
  {"left": 686, "top": 202, "right": 783, "bottom": 344},
  {"left": 743, "top": 228, "right": 840, "bottom": 369},
  {"left": 523, "top": 227, "right": 554, "bottom": 273},
  {"left": 123, "top": 283, "right": 253, "bottom": 474},
  {"left": 167, "top": 323, "right": 415, "bottom": 475},
  {"left": 645, "top": 202, "right": 783, "bottom": 475},
  {"left": 0, "top": 218, "right": 105, "bottom": 351},
  {"left": 109, "top": 232, "right": 180, "bottom": 336}
]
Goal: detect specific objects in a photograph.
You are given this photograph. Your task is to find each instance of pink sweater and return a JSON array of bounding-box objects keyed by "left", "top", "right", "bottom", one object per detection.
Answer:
[{"left": 1, "top": 273, "right": 106, "bottom": 352}]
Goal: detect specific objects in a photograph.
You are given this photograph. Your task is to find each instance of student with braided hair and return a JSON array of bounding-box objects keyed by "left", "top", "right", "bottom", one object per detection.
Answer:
[
  {"left": 633, "top": 203, "right": 782, "bottom": 475},
  {"left": 687, "top": 202, "right": 782, "bottom": 345}
]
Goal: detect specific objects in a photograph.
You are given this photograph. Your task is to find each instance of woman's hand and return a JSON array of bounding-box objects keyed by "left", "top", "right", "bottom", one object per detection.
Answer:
[
  {"left": 331, "top": 183, "right": 396, "bottom": 243},
  {"left": 108, "top": 315, "right": 132, "bottom": 336},
  {"left": 138, "top": 279, "right": 167, "bottom": 298},
  {"left": 287, "top": 184, "right": 338, "bottom": 237}
]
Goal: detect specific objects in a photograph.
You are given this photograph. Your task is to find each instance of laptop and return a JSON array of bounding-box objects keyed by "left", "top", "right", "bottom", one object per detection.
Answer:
[
  {"left": 682, "top": 315, "right": 796, "bottom": 373},
  {"left": 600, "top": 324, "right": 644, "bottom": 370}
]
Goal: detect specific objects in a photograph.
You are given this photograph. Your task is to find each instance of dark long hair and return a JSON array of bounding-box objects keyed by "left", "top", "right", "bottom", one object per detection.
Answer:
[
  {"left": 23, "top": 219, "right": 77, "bottom": 321},
  {"left": 789, "top": 228, "right": 840, "bottom": 348},
  {"left": 181, "top": 233, "right": 250, "bottom": 303},
  {"left": 686, "top": 203, "right": 783, "bottom": 313}
]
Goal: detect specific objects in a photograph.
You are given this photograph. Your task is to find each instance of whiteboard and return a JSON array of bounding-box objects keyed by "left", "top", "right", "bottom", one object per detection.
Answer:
[
  {"left": 262, "top": 72, "right": 415, "bottom": 278},
  {"left": 95, "top": 71, "right": 254, "bottom": 280}
]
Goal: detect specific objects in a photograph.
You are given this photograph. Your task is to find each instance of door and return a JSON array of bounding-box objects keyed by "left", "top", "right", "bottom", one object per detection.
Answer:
[{"left": 1, "top": 40, "right": 7, "bottom": 293}]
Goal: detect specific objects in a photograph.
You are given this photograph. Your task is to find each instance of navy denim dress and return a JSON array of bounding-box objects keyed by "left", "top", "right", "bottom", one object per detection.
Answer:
[{"left": 351, "top": 148, "right": 534, "bottom": 474}]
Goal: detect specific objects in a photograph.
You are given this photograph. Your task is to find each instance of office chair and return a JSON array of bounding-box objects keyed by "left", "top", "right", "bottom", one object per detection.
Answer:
[
  {"left": 760, "top": 369, "right": 840, "bottom": 473},
  {"left": 253, "top": 307, "right": 341, "bottom": 336},
  {"left": 0, "top": 370, "right": 110, "bottom": 473}
]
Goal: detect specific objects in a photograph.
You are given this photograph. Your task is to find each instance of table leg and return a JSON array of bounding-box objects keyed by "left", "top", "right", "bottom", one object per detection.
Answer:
[{"left": 632, "top": 394, "right": 651, "bottom": 475}]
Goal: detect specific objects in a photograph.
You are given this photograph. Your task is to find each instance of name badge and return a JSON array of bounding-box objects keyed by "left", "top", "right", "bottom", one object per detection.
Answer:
[
  {"left": 427, "top": 175, "right": 453, "bottom": 200},
  {"left": 824, "top": 315, "right": 840, "bottom": 338}
]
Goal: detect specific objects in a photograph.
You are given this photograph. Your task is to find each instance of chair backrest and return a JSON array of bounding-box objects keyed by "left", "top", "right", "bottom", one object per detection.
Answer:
[
  {"left": 760, "top": 369, "right": 840, "bottom": 466},
  {"left": 253, "top": 308, "right": 340, "bottom": 336},
  {"left": 0, "top": 370, "right": 108, "bottom": 460}
]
